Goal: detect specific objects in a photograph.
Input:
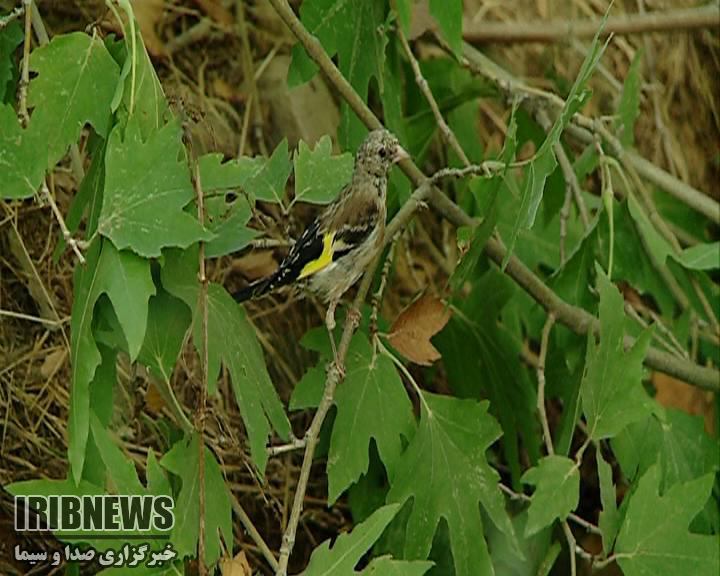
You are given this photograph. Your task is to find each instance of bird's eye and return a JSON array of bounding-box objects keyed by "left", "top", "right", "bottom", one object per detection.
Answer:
[{"left": 378, "top": 147, "right": 387, "bottom": 158}]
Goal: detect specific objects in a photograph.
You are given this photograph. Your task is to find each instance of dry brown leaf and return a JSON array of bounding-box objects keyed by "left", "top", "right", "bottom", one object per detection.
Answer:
[
  {"left": 191, "top": 0, "right": 234, "bottom": 27},
  {"left": 144, "top": 381, "right": 165, "bottom": 415},
  {"left": 219, "top": 550, "right": 252, "bottom": 576},
  {"left": 388, "top": 294, "right": 451, "bottom": 366},
  {"left": 232, "top": 250, "right": 279, "bottom": 280},
  {"left": 40, "top": 349, "right": 67, "bottom": 380},
  {"left": 409, "top": 0, "right": 438, "bottom": 40},
  {"left": 652, "top": 372, "right": 716, "bottom": 434},
  {"left": 131, "top": 0, "right": 166, "bottom": 58}
]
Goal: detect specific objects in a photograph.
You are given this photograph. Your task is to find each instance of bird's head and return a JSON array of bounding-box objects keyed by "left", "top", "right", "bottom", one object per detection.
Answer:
[{"left": 354, "top": 129, "right": 409, "bottom": 179}]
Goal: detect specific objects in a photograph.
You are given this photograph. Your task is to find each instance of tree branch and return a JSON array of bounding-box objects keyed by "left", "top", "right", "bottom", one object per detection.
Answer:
[
  {"left": 458, "top": 42, "right": 720, "bottom": 225},
  {"left": 267, "top": 0, "right": 719, "bottom": 396},
  {"left": 463, "top": 5, "right": 720, "bottom": 45}
]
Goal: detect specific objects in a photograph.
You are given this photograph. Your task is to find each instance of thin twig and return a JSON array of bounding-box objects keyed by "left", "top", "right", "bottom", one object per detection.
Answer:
[
  {"left": 0, "top": 308, "right": 66, "bottom": 326},
  {"left": 266, "top": 0, "right": 719, "bottom": 397},
  {"left": 562, "top": 521, "right": 578, "bottom": 576},
  {"left": 370, "top": 236, "right": 399, "bottom": 335},
  {"left": 458, "top": 41, "right": 720, "bottom": 224},
  {"left": 236, "top": 0, "right": 267, "bottom": 156},
  {"left": 17, "top": 0, "right": 32, "bottom": 125},
  {"left": 229, "top": 492, "right": 279, "bottom": 571},
  {"left": 273, "top": 182, "right": 438, "bottom": 576},
  {"left": 187, "top": 124, "right": 209, "bottom": 575},
  {"left": 40, "top": 181, "right": 86, "bottom": 264},
  {"left": 267, "top": 437, "right": 306, "bottom": 457},
  {"left": 377, "top": 338, "right": 431, "bottom": 413},
  {"left": 0, "top": 5, "right": 24, "bottom": 30},
  {"left": 463, "top": 5, "right": 720, "bottom": 44},
  {"left": 537, "top": 314, "right": 556, "bottom": 455},
  {"left": 396, "top": 19, "right": 470, "bottom": 166}
]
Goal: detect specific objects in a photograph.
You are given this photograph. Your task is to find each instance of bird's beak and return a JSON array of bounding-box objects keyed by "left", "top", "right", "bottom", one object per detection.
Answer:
[{"left": 392, "top": 146, "right": 410, "bottom": 164}]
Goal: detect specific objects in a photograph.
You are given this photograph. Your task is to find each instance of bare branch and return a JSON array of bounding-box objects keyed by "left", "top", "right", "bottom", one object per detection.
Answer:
[{"left": 464, "top": 5, "right": 720, "bottom": 45}]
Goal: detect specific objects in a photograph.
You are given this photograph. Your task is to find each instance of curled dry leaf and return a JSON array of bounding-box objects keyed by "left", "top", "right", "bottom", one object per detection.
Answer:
[
  {"left": 220, "top": 550, "right": 252, "bottom": 576},
  {"left": 387, "top": 294, "right": 451, "bottom": 366}
]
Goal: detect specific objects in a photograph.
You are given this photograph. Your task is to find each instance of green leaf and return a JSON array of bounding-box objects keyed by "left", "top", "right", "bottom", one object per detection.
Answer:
[
  {"left": 99, "top": 119, "right": 211, "bottom": 257},
  {"left": 69, "top": 241, "right": 155, "bottom": 483},
  {"left": 627, "top": 193, "right": 674, "bottom": 264},
  {"left": 0, "top": 104, "right": 46, "bottom": 198},
  {"left": 615, "top": 50, "right": 643, "bottom": 147},
  {"left": 596, "top": 450, "right": 620, "bottom": 553},
  {"left": 599, "top": 200, "right": 674, "bottom": 316},
  {"left": 111, "top": 23, "right": 170, "bottom": 137},
  {"left": 161, "top": 249, "right": 291, "bottom": 473},
  {"left": 290, "top": 364, "right": 326, "bottom": 410},
  {"left": 386, "top": 392, "right": 518, "bottom": 576},
  {"left": 429, "top": 0, "right": 462, "bottom": 56},
  {"left": 612, "top": 409, "right": 720, "bottom": 491},
  {"left": 81, "top": 344, "right": 117, "bottom": 486},
  {"left": 293, "top": 135, "right": 353, "bottom": 205},
  {"left": 674, "top": 242, "right": 719, "bottom": 270},
  {"left": 160, "top": 433, "right": 233, "bottom": 568},
  {"left": 29, "top": 32, "right": 120, "bottom": 166},
  {"left": 302, "top": 503, "right": 433, "bottom": 576},
  {"left": 205, "top": 284, "right": 291, "bottom": 471},
  {"left": 198, "top": 143, "right": 291, "bottom": 206},
  {"left": 246, "top": 138, "right": 292, "bottom": 204},
  {"left": 615, "top": 466, "right": 719, "bottom": 576},
  {"left": 289, "top": 0, "right": 386, "bottom": 149},
  {"left": 65, "top": 136, "right": 106, "bottom": 238},
  {"left": 198, "top": 152, "right": 264, "bottom": 191},
  {"left": 327, "top": 334, "right": 415, "bottom": 503},
  {"left": 521, "top": 455, "right": 580, "bottom": 537},
  {"left": 394, "top": 0, "right": 412, "bottom": 35},
  {"left": 435, "top": 268, "right": 541, "bottom": 484},
  {"left": 138, "top": 290, "right": 192, "bottom": 383},
  {"left": 89, "top": 412, "right": 146, "bottom": 494},
  {"left": 487, "top": 509, "right": 555, "bottom": 576},
  {"left": 581, "top": 267, "right": 653, "bottom": 440},
  {"left": 205, "top": 195, "right": 258, "bottom": 258},
  {"left": 362, "top": 557, "right": 433, "bottom": 576},
  {"left": 0, "top": 19, "right": 23, "bottom": 101},
  {"left": 450, "top": 105, "right": 519, "bottom": 291},
  {"left": 503, "top": 17, "right": 610, "bottom": 266}
]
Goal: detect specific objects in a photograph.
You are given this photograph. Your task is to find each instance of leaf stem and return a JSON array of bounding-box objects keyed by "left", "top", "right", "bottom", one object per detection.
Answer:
[{"left": 376, "top": 338, "right": 431, "bottom": 415}]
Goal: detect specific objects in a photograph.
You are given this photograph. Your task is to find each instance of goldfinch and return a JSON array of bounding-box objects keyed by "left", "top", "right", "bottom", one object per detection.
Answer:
[{"left": 234, "top": 129, "right": 408, "bottom": 332}]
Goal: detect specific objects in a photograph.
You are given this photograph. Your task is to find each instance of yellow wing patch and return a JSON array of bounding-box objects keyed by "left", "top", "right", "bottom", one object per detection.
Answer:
[{"left": 299, "top": 232, "right": 335, "bottom": 279}]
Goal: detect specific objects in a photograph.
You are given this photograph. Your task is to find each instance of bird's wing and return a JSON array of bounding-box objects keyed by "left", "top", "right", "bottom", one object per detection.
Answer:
[{"left": 331, "top": 205, "right": 379, "bottom": 261}]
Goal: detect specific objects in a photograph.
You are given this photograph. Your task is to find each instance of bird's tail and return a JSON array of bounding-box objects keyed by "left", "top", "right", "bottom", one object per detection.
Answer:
[{"left": 232, "top": 275, "right": 275, "bottom": 303}]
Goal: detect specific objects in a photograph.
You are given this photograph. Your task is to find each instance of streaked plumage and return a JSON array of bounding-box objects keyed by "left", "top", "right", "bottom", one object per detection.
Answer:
[{"left": 234, "top": 129, "right": 407, "bottom": 328}]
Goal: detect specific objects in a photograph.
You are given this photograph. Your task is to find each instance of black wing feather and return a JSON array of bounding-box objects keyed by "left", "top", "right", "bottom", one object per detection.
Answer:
[{"left": 233, "top": 220, "right": 324, "bottom": 302}]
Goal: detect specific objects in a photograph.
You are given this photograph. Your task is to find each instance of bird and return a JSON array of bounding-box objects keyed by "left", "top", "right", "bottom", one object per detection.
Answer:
[{"left": 233, "top": 129, "right": 408, "bottom": 358}]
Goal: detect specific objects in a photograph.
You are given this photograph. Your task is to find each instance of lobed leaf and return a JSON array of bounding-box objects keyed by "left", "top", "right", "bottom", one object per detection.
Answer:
[
  {"left": 615, "top": 466, "right": 719, "bottom": 576},
  {"left": 0, "top": 104, "right": 46, "bottom": 198},
  {"left": 387, "top": 295, "right": 451, "bottom": 366},
  {"left": 521, "top": 455, "right": 580, "bottom": 537},
  {"left": 99, "top": 119, "right": 212, "bottom": 258},
  {"left": 503, "top": 15, "right": 611, "bottom": 266},
  {"left": 293, "top": 135, "right": 353, "bottom": 205},
  {"left": 68, "top": 241, "right": 155, "bottom": 483},
  {"left": 386, "top": 392, "right": 518, "bottom": 576},
  {"left": 29, "top": 32, "right": 119, "bottom": 167},
  {"left": 580, "top": 267, "right": 653, "bottom": 440},
  {"left": 328, "top": 334, "right": 416, "bottom": 503},
  {"left": 160, "top": 433, "right": 233, "bottom": 568},
  {"left": 161, "top": 248, "right": 291, "bottom": 474}
]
